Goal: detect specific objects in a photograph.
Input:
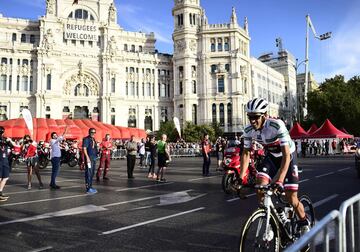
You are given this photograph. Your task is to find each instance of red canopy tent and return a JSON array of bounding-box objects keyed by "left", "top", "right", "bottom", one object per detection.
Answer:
[
  {"left": 307, "top": 124, "right": 318, "bottom": 135},
  {"left": 289, "top": 122, "right": 309, "bottom": 139},
  {"left": 0, "top": 118, "right": 145, "bottom": 142},
  {"left": 308, "top": 119, "right": 353, "bottom": 138}
]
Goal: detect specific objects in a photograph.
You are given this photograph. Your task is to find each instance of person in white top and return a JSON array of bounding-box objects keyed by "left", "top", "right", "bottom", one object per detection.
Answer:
[
  {"left": 49, "top": 127, "right": 67, "bottom": 189},
  {"left": 239, "top": 98, "right": 310, "bottom": 234}
]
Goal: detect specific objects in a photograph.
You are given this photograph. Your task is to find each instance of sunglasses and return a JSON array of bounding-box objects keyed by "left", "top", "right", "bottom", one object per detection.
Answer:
[
  {"left": 90, "top": 131, "right": 96, "bottom": 134},
  {"left": 247, "top": 114, "right": 263, "bottom": 120}
]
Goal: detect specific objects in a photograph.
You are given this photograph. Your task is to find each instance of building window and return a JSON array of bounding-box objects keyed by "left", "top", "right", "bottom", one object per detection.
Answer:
[
  {"left": 12, "top": 33, "right": 17, "bottom": 42},
  {"left": 111, "top": 115, "right": 115, "bottom": 125},
  {"left": 224, "top": 38, "right": 229, "bottom": 51},
  {"left": 21, "top": 76, "right": 28, "bottom": 91},
  {"left": 227, "top": 103, "right": 232, "bottom": 126},
  {"left": 130, "top": 82, "right": 135, "bottom": 96},
  {"left": 192, "top": 80, "right": 196, "bottom": 94},
  {"left": 160, "top": 83, "right": 166, "bottom": 97},
  {"left": 145, "top": 83, "right": 151, "bottom": 97},
  {"left": 218, "top": 76, "right": 224, "bottom": 93},
  {"left": 177, "top": 14, "right": 184, "bottom": 26},
  {"left": 179, "top": 81, "right": 183, "bottom": 95},
  {"left": 0, "top": 75, "right": 6, "bottom": 90},
  {"left": 210, "top": 39, "right": 215, "bottom": 52},
  {"left": 219, "top": 103, "right": 224, "bottom": 126},
  {"left": 111, "top": 77, "right": 115, "bottom": 93},
  {"left": 189, "top": 13, "right": 192, "bottom": 25},
  {"left": 211, "top": 64, "right": 217, "bottom": 73},
  {"left": 225, "top": 64, "right": 230, "bottom": 72},
  {"left": 217, "top": 38, "right": 223, "bottom": 51},
  {"left": 136, "top": 83, "right": 139, "bottom": 96},
  {"left": 178, "top": 66, "right": 183, "bottom": 79},
  {"left": 0, "top": 105, "right": 7, "bottom": 121},
  {"left": 144, "top": 115, "right": 153, "bottom": 131},
  {"left": 46, "top": 74, "right": 51, "bottom": 90},
  {"left": 161, "top": 108, "right": 168, "bottom": 122},
  {"left": 212, "top": 104, "right": 217, "bottom": 123},
  {"left": 16, "top": 75, "right": 20, "bottom": 91},
  {"left": 29, "top": 76, "right": 33, "bottom": 91},
  {"left": 21, "top": 34, "right": 26, "bottom": 43},
  {"left": 30, "top": 35, "right": 35, "bottom": 44},
  {"left": 139, "top": 46, "right": 143, "bottom": 52},
  {"left": 128, "top": 108, "right": 136, "bottom": 128},
  {"left": 126, "top": 82, "right": 128, "bottom": 95},
  {"left": 131, "top": 45, "right": 135, "bottom": 52},
  {"left": 1, "top": 58, "right": 7, "bottom": 64},
  {"left": 23, "top": 59, "right": 29, "bottom": 65},
  {"left": 9, "top": 75, "right": 12, "bottom": 91},
  {"left": 192, "top": 104, "right": 197, "bottom": 125},
  {"left": 167, "top": 84, "right": 170, "bottom": 97},
  {"left": 124, "top": 44, "right": 128, "bottom": 51},
  {"left": 74, "top": 84, "right": 89, "bottom": 96}
]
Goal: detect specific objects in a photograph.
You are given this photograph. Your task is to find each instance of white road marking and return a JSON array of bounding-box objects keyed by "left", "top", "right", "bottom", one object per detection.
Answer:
[
  {"left": 312, "top": 194, "right": 338, "bottom": 208},
  {"left": 7, "top": 179, "right": 80, "bottom": 187},
  {"left": 101, "top": 190, "right": 193, "bottom": 208},
  {"left": 338, "top": 167, "right": 351, "bottom": 172},
  {"left": 0, "top": 194, "right": 89, "bottom": 207},
  {"left": 6, "top": 186, "right": 81, "bottom": 195},
  {"left": 299, "top": 179, "right": 310, "bottom": 183},
  {"left": 115, "top": 182, "right": 174, "bottom": 192},
  {"left": 100, "top": 207, "right": 205, "bottom": 235},
  {"left": 226, "top": 193, "right": 256, "bottom": 202},
  {"left": 188, "top": 175, "right": 221, "bottom": 181},
  {"left": 315, "top": 172, "right": 335, "bottom": 178},
  {"left": 28, "top": 246, "right": 53, "bottom": 252},
  {"left": 0, "top": 205, "right": 107, "bottom": 226}
]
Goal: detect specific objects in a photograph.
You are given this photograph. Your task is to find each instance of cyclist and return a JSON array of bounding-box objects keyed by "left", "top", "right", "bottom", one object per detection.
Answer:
[{"left": 239, "top": 98, "right": 310, "bottom": 234}]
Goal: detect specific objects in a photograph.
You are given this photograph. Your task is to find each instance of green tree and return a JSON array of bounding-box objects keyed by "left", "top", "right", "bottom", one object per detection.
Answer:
[
  {"left": 182, "top": 122, "right": 217, "bottom": 142},
  {"left": 157, "top": 121, "right": 179, "bottom": 142},
  {"left": 306, "top": 75, "right": 360, "bottom": 136}
]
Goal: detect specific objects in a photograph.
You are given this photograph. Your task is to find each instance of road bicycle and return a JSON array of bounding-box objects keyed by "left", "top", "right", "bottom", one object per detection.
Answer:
[{"left": 239, "top": 184, "right": 315, "bottom": 252}]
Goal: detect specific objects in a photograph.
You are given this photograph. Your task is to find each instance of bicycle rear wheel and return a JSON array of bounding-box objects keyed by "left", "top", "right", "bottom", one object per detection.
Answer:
[
  {"left": 239, "top": 209, "right": 280, "bottom": 252},
  {"left": 300, "top": 194, "right": 315, "bottom": 227}
]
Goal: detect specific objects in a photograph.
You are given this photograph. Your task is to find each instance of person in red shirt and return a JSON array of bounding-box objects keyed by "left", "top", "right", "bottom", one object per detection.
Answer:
[
  {"left": 24, "top": 138, "right": 43, "bottom": 190},
  {"left": 201, "top": 133, "right": 212, "bottom": 176},
  {"left": 96, "top": 134, "right": 113, "bottom": 181}
]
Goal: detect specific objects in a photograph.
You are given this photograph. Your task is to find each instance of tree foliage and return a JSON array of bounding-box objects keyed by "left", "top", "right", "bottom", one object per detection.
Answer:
[
  {"left": 306, "top": 75, "right": 360, "bottom": 136},
  {"left": 157, "top": 121, "right": 179, "bottom": 142},
  {"left": 182, "top": 121, "right": 216, "bottom": 142}
]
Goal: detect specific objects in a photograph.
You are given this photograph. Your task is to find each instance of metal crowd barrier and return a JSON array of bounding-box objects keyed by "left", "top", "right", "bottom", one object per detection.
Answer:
[
  {"left": 111, "top": 149, "right": 127, "bottom": 159},
  {"left": 339, "top": 193, "right": 360, "bottom": 252},
  {"left": 170, "top": 148, "right": 201, "bottom": 158},
  {"left": 285, "top": 192, "right": 360, "bottom": 252}
]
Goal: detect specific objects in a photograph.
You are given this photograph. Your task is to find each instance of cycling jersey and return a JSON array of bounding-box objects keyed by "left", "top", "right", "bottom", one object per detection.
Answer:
[{"left": 243, "top": 118, "right": 295, "bottom": 157}]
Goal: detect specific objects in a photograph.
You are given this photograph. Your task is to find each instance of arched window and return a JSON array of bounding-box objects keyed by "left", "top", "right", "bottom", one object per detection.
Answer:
[
  {"left": 219, "top": 103, "right": 224, "bottom": 126},
  {"left": 144, "top": 116, "right": 153, "bottom": 131},
  {"left": 224, "top": 38, "right": 229, "bottom": 51},
  {"left": 210, "top": 38, "right": 215, "bottom": 52},
  {"left": 218, "top": 76, "right": 224, "bottom": 93},
  {"left": 111, "top": 77, "right": 115, "bottom": 93},
  {"left": 217, "top": 38, "right": 223, "bottom": 51},
  {"left": 46, "top": 74, "right": 51, "bottom": 90},
  {"left": 160, "top": 83, "right": 166, "bottom": 97},
  {"left": 21, "top": 76, "right": 28, "bottom": 91},
  {"left": 74, "top": 84, "right": 89, "bottom": 96},
  {"left": 192, "top": 104, "right": 197, "bottom": 125},
  {"left": 212, "top": 104, "right": 217, "bottom": 123},
  {"left": 68, "top": 9, "right": 94, "bottom": 20},
  {"left": 0, "top": 75, "right": 6, "bottom": 90},
  {"left": 227, "top": 103, "right": 232, "bottom": 126}
]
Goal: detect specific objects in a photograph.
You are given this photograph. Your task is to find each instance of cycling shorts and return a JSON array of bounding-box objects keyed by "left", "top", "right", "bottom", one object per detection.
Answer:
[{"left": 256, "top": 153, "right": 299, "bottom": 191}]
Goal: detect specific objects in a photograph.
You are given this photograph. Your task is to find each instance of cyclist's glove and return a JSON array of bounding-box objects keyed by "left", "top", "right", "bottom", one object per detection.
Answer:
[{"left": 272, "top": 181, "right": 284, "bottom": 194}]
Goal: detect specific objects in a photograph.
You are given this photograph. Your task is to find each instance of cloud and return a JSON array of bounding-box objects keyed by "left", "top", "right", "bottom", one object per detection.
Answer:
[
  {"left": 316, "top": 3, "right": 360, "bottom": 82},
  {"left": 116, "top": 3, "right": 173, "bottom": 45}
]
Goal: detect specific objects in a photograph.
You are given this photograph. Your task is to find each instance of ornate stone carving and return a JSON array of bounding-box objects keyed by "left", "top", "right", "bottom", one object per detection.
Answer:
[
  {"left": 189, "top": 40, "right": 197, "bottom": 51},
  {"left": 175, "top": 39, "right": 186, "bottom": 52},
  {"left": 107, "top": 36, "right": 117, "bottom": 57},
  {"left": 41, "top": 29, "right": 55, "bottom": 51},
  {"left": 46, "top": 0, "right": 55, "bottom": 15},
  {"left": 63, "top": 62, "right": 99, "bottom": 96},
  {"left": 109, "top": 3, "right": 116, "bottom": 23},
  {"left": 0, "top": 64, "right": 7, "bottom": 74}
]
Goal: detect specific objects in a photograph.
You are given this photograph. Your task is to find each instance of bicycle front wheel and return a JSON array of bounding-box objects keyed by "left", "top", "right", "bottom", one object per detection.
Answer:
[{"left": 239, "top": 209, "right": 280, "bottom": 252}]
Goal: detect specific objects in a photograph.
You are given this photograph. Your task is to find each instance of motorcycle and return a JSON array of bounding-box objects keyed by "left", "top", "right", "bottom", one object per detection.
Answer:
[
  {"left": 38, "top": 141, "right": 51, "bottom": 169},
  {"left": 9, "top": 144, "right": 23, "bottom": 170},
  {"left": 222, "top": 141, "right": 265, "bottom": 196},
  {"left": 60, "top": 144, "right": 79, "bottom": 168}
]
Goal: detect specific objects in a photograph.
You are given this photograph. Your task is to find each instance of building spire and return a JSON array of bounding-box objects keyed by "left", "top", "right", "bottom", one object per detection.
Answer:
[{"left": 244, "top": 16, "right": 248, "bottom": 32}]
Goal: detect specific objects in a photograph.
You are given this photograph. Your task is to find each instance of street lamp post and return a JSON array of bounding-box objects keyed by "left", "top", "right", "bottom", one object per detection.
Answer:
[
  {"left": 295, "top": 58, "right": 306, "bottom": 122},
  {"left": 303, "top": 14, "right": 331, "bottom": 118}
]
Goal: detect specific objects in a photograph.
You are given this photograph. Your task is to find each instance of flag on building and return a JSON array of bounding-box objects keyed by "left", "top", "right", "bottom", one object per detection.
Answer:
[{"left": 73, "top": 0, "right": 79, "bottom": 5}]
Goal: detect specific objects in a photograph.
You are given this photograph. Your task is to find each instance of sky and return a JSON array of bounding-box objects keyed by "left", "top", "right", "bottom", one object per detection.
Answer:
[{"left": 1, "top": 0, "right": 359, "bottom": 83}]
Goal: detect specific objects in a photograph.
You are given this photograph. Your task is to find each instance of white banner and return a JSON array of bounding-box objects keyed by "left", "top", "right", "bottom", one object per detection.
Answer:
[
  {"left": 21, "top": 109, "right": 33, "bottom": 138},
  {"left": 64, "top": 23, "right": 98, "bottom": 41}
]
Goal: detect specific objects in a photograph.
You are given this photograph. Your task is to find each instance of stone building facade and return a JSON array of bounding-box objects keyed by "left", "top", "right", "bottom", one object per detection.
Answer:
[{"left": 0, "top": 0, "right": 297, "bottom": 132}]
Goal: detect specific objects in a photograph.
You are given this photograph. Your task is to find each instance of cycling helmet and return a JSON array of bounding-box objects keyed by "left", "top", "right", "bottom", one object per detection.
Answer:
[{"left": 246, "top": 98, "right": 268, "bottom": 114}]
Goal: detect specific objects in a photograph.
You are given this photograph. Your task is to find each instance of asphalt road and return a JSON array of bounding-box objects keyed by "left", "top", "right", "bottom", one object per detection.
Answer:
[{"left": 0, "top": 156, "right": 358, "bottom": 252}]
